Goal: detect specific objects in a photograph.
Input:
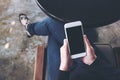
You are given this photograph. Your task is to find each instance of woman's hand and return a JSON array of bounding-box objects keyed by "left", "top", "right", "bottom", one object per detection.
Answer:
[
  {"left": 59, "top": 35, "right": 97, "bottom": 71},
  {"left": 82, "top": 35, "right": 97, "bottom": 65},
  {"left": 59, "top": 39, "right": 72, "bottom": 71}
]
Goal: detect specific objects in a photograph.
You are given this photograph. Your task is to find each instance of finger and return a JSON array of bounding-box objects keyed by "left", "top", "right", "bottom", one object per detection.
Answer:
[
  {"left": 63, "top": 39, "right": 71, "bottom": 57},
  {"left": 63, "top": 39, "right": 68, "bottom": 46},
  {"left": 64, "top": 39, "right": 69, "bottom": 53},
  {"left": 83, "top": 35, "right": 91, "bottom": 47},
  {"left": 83, "top": 35, "right": 88, "bottom": 47},
  {"left": 61, "top": 39, "right": 67, "bottom": 49}
]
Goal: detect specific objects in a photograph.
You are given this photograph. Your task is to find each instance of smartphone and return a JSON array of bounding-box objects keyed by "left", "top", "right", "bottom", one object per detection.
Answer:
[{"left": 64, "top": 21, "right": 86, "bottom": 59}]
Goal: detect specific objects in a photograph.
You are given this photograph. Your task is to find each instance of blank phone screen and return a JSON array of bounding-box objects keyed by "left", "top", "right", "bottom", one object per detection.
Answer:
[{"left": 66, "top": 26, "right": 85, "bottom": 55}]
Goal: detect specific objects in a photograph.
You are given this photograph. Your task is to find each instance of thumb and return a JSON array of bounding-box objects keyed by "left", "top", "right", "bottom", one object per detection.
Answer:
[
  {"left": 63, "top": 39, "right": 69, "bottom": 54},
  {"left": 83, "top": 35, "right": 91, "bottom": 48},
  {"left": 63, "top": 39, "right": 68, "bottom": 47}
]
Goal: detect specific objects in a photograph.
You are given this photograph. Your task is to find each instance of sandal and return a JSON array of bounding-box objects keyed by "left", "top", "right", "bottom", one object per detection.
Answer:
[
  {"left": 19, "top": 13, "right": 32, "bottom": 38},
  {"left": 19, "top": 13, "right": 29, "bottom": 26}
]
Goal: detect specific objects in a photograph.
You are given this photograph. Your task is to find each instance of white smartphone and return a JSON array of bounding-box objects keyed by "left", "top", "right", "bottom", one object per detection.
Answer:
[{"left": 64, "top": 21, "right": 86, "bottom": 59}]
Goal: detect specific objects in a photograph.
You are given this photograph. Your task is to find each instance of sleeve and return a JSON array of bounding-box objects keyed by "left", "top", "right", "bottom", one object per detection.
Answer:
[
  {"left": 89, "top": 57, "right": 120, "bottom": 80},
  {"left": 57, "top": 70, "right": 70, "bottom": 80},
  {"left": 27, "top": 18, "right": 50, "bottom": 36}
]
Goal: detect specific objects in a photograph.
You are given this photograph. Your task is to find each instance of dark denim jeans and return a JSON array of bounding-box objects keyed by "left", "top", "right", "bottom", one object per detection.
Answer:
[{"left": 27, "top": 17, "right": 65, "bottom": 80}]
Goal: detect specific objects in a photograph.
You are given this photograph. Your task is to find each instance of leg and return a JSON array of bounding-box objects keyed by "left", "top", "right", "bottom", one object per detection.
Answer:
[
  {"left": 19, "top": 14, "right": 51, "bottom": 37},
  {"left": 47, "top": 37, "right": 61, "bottom": 80}
]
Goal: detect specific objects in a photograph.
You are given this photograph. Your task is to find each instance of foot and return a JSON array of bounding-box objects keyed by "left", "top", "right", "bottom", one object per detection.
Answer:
[
  {"left": 19, "top": 13, "right": 32, "bottom": 38},
  {"left": 19, "top": 13, "right": 29, "bottom": 26}
]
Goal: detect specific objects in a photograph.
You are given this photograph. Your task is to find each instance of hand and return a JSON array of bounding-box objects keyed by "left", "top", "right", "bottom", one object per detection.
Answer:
[
  {"left": 59, "top": 39, "right": 72, "bottom": 71},
  {"left": 59, "top": 35, "right": 97, "bottom": 71},
  {"left": 82, "top": 35, "right": 97, "bottom": 65}
]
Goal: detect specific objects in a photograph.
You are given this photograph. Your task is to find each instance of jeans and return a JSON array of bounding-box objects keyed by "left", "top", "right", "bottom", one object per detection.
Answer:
[{"left": 27, "top": 17, "right": 65, "bottom": 80}]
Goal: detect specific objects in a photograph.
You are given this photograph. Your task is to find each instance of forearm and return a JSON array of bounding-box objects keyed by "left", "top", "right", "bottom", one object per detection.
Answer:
[
  {"left": 57, "top": 70, "right": 70, "bottom": 80},
  {"left": 58, "top": 62, "right": 70, "bottom": 80},
  {"left": 89, "top": 57, "right": 120, "bottom": 80},
  {"left": 98, "top": 67, "right": 120, "bottom": 80},
  {"left": 59, "top": 63, "right": 69, "bottom": 71}
]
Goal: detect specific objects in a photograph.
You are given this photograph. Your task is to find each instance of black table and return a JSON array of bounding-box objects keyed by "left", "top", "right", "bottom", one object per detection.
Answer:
[{"left": 36, "top": 0, "right": 120, "bottom": 27}]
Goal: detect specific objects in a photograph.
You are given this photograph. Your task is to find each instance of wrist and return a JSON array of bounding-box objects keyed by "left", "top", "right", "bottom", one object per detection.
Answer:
[
  {"left": 88, "top": 56, "right": 97, "bottom": 65},
  {"left": 59, "top": 63, "right": 69, "bottom": 71},
  {"left": 83, "top": 55, "right": 97, "bottom": 65}
]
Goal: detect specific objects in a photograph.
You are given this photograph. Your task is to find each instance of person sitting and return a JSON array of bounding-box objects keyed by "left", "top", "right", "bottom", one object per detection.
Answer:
[{"left": 58, "top": 35, "right": 120, "bottom": 80}]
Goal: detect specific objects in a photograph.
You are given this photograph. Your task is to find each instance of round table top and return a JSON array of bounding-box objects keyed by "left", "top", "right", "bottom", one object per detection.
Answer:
[{"left": 36, "top": 0, "right": 120, "bottom": 27}]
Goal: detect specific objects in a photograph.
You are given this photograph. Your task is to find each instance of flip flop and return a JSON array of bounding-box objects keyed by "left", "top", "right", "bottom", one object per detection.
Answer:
[
  {"left": 19, "top": 13, "right": 32, "bottom": 38},
  {"left": 19, "top": 13, "right": 29, "bottom": 26}
]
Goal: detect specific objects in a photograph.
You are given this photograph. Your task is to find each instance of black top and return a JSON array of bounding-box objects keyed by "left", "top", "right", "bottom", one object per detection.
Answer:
[
  {"left": 57, "top": 57, "right": 120, "bottom": 80},
  {"left": 36, "top": 0, "right": 120, "bottom": 27}
]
